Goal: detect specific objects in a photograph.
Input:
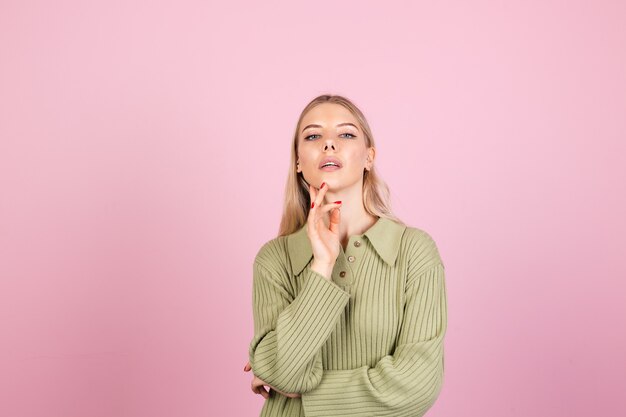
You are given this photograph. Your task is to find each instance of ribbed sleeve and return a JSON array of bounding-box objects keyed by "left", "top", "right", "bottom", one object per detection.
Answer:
[
  {"left": 300, "top": 262, "right": 447, "bottom": 417},
  {"left": 249, "top": 260, "right": 351, "bottom": 394}
]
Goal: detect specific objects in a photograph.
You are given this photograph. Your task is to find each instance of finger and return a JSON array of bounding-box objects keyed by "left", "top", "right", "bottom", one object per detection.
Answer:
[
  {"left": 309, "top": 183, "right": 331, "bottom": 231},
  {"left": 313, "top": 201, "right": 342, "bottom": 228},
  {"left": 314, "top": 182, "right": 328, "bottom": 208},
  {"left": 307, "top": 185, "right": 321, "bottom": 233},
  {"left": 308, "top": 184, "right": 317, "bottom": 206},
  {"left": 313, "top": 202, "right": 342, "bottom": 220},
  {"left": 252, "top": 384, "right": 269, "bottom": 399},
  {"left": 329, "top": 206, "right": 341, "bottom": 234},
  {"left": 251, "top": 379, "right": 270, "bottom": 399},
  {"left": 253, "top": 376, "right": 269, "bottom": 388},
  {"left": 243, "top": 361, "right": 251, "bottom": 372},
  {"left": 317, "top": 201, "right": 342, "bottom": 213}
]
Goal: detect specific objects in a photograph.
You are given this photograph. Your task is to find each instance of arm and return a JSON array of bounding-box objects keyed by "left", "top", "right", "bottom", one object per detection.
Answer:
[
  {"left": 300, "top": 262, "right": 448, "bottom": 417},
  {"left": 248, "top": 258, "right": 351, "bottom": 394}
]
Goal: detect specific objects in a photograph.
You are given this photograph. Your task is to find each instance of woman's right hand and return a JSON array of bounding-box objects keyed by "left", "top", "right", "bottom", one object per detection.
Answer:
[{"left": 307, "top": 182, "right": 342, "bottom": 279}]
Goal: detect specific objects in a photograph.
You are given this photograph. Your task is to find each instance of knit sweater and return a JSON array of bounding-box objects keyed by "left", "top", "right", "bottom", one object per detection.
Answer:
[{"left": 248, "top": 216, "right": 447, "bottom": 417}]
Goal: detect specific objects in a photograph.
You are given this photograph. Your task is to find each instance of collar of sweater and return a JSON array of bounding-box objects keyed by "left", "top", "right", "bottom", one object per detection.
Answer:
[{"left": 287, "top": 216, "right": 407, "bottom": 277}]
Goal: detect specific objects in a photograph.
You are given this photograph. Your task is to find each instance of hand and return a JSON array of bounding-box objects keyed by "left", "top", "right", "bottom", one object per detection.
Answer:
[
  {"left": 307, "top": 182, "right": 342, "bottom": 278},
  {"left": 244, "top": 361, "right": 301, "bottom": 399}
]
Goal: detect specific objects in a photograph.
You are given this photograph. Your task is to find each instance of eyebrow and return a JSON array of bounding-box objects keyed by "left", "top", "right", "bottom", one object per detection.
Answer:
[{"left": 301, "top": 122, "right": 360, "bottom": 133}]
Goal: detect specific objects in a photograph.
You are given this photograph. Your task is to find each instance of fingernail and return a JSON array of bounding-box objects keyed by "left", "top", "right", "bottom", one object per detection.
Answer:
[
  {"left": 311, "top": 202, "right": 314, "bottom": 208},
  {"left": 334, "top": 201, "right": 342, "bottom": 204},
  {"left": 320, "top": 182, "right": 325, "bottom": 188}
]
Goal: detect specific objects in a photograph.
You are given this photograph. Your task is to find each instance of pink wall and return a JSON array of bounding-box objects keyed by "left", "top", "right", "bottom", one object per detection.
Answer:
[{"left": 1, "top": 1, "right": 625, "bottom": 416}]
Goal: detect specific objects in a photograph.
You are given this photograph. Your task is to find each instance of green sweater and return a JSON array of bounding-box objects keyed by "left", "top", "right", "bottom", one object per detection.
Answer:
[{"left": 248, "top": 216, "right": 447, "bottom": 417}]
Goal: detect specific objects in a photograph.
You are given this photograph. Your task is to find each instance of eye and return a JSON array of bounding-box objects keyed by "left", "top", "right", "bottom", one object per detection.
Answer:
[{"left": 304, "top": 133, "right": 356, "bottom": 141}]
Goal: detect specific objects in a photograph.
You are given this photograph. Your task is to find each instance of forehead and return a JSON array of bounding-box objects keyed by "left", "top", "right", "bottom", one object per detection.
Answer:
[{"left": 301, "top": 103, "right": 358, "bottom": 127}]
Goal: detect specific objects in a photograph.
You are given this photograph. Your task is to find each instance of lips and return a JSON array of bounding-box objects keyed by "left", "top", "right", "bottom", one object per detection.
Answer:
[{"left": 319, "top": 157, "right": 342, "bottom": 168}]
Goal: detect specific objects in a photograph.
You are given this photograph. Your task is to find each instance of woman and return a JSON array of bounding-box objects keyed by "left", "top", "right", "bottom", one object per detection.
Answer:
[{"left": 243, "top": 94, "right": 447, "bottom": 417}]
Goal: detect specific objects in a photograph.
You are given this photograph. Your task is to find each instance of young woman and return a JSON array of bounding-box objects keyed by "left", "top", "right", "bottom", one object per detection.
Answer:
[{"left": 243, "top": 94, "right": 447, "bottom": 417}]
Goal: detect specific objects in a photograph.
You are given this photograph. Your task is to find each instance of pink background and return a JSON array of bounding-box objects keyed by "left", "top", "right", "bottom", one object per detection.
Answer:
[{"left": 1, "top": 1, "right": 625, "bottom": 416}]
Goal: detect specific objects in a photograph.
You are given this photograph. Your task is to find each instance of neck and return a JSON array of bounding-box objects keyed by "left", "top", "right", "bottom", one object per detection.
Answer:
[{"left": 321, "top": 180, "right": 378, "bottom": 245}]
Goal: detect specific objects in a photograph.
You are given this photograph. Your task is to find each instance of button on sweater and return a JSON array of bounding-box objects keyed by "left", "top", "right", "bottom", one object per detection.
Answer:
[{"left": 248, "top": 216, "right": 447, "bottom": 417}]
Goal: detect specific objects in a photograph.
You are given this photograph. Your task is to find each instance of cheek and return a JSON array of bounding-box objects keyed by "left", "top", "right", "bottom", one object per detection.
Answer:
[
  {"left": 297, "top": 159, "right": 316, "bottom": 175},
  {"left": 299, "top": 156, "right": 314, "bottom": 169},
  {"left": 298, "top": 148, "right": 320, "bottom": 167},
  {"left": 344, "top": 150, "right": 367, "bottom": 169}
]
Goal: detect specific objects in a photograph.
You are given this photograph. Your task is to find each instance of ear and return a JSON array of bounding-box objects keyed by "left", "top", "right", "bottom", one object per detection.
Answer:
[{"left": 367, "top": 147, "right": 376, "bottom": 169}]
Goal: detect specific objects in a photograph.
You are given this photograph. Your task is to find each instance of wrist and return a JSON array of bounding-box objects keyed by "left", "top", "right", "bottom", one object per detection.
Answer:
[{"left": 310, "top": 259, "right": 334, "bottom": 279}]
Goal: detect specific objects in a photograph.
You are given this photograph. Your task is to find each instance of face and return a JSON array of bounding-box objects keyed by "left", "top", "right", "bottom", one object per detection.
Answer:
[{"left": 296, "top": 103, "right": 375, "bottom": 192}]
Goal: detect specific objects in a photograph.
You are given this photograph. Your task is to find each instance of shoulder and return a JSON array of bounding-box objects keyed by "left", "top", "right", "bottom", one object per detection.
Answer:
[
  {"left": 253, "top": 235, "right": 290, "bottom": 272},
  {"left": 252, "top": 234, "right": 300, "bottom": 296},
  {"left": 401, "top": 225, "right": 445, "bottom": 271}
]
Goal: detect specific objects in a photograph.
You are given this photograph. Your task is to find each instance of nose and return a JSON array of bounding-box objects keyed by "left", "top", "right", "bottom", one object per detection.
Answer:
[{"left": 323, "top": 142, "right": 336, "bottom": 151}]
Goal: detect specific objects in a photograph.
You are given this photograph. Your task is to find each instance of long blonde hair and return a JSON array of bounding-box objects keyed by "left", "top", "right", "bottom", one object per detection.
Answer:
[{"left": 277, "top": 94, "right": 405, "bottom": 237}]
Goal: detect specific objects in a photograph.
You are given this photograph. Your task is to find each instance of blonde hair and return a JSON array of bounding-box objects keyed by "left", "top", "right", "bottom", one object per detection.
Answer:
[{"left": 277, "top": 94, "right": 405, "bottom": 237}]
